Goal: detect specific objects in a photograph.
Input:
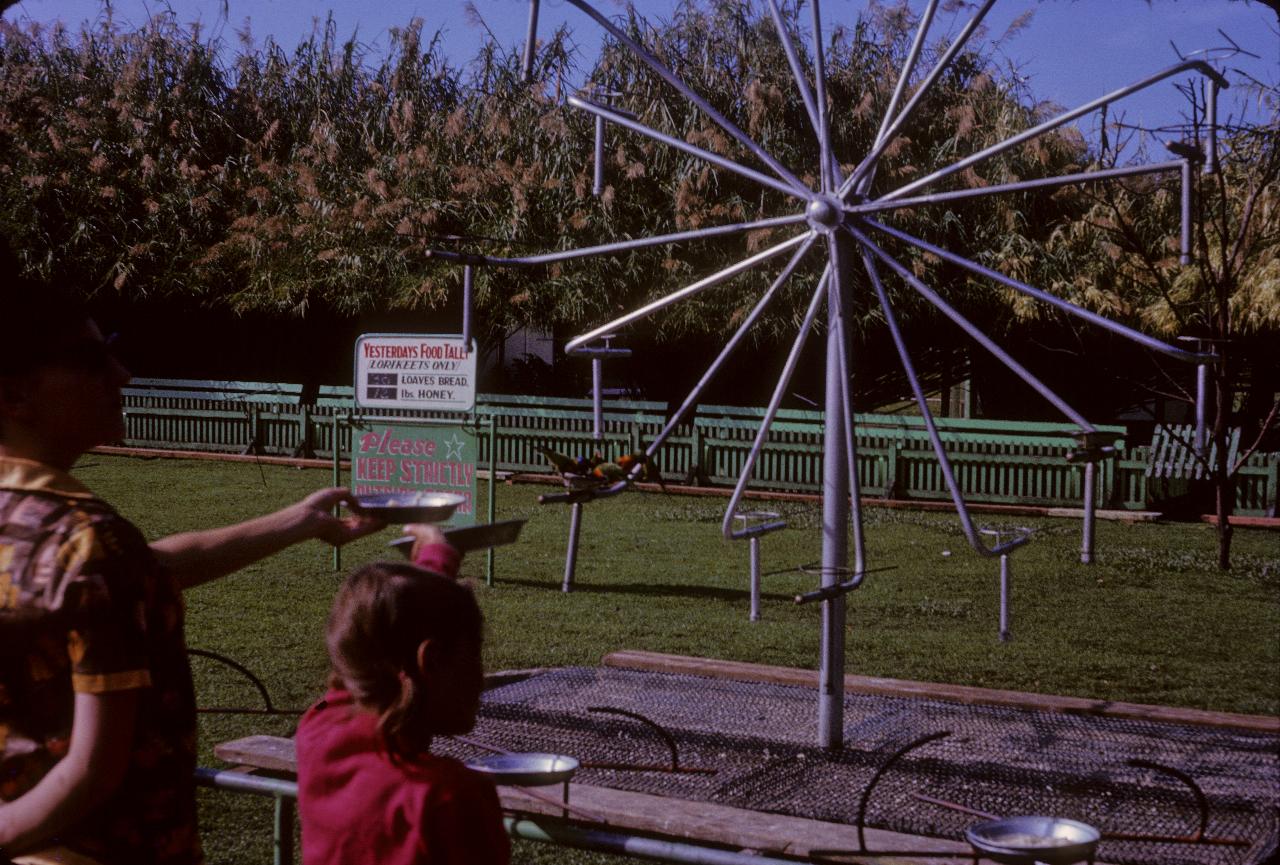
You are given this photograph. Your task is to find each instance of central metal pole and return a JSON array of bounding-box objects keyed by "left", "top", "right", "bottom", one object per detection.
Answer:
[{"left": 818, "top": 272, "right": 850, "bottom": 750}]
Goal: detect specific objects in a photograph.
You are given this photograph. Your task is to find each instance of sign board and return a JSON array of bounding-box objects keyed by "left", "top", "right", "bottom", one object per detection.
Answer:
[
  {"left": 354, "top": 333, "right": 477, "bottom": 412},
  {"left": 352, "top": 422, "right": 478, "bottom": 527}
]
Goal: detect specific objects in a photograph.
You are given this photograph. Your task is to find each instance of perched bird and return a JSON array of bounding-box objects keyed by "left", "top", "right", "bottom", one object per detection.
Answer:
[
  {"left": 616, "top": 451, "right": 644, "bottom": 472},
  {"left": 539, "top": 445, "right": 663, "bottom": 492},
  {"left": 538, "top": 446, "right": 597, "bottom": 478},
  {"left": 591, "top": 461, "right": 626, "bottom": 483},
  {"left": 617, "top": 450, "right": 665, "bottom": 490}
]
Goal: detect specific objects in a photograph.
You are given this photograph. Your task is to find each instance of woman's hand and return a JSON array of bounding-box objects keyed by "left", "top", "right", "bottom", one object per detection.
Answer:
[{"left": 292, "top": 488, "right": 386, "bottom": 546}]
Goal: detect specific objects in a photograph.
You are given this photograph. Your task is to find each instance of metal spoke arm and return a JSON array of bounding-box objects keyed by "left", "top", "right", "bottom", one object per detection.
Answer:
[
  {"left": 809, "top": 0, "right": 840, "bottom": 190},
  {"left": 872, "top": 0, "right": 938, "bottom": 149},
  {"left": 850, "top": 159, "right": 1187, "bottom": 215},
  {"left": 720, "top": 268, "right": 831, "bottom": 540},
  {"left": 568, "top": 95, "right": 806, "bottom": 200},
  {"left": 425, "top": 213, "right": 808, "bottom": 268},
  {"left": 565, "top": 233, "right": 811, "bottom": 354},
  {"left": 794, "top": 565, "right": 898, "bottom": 604},
  {"left": 855, "top": 0, "right": 941, "bottom": 196},
  {"left": 539, "top": 479, "right": 630, "bottom": 505},
  {"left": 763, "top": 0, "right": 821, "bottom": 140},
  {"left": 846, "top": 222, "right": 1096, "bottom": 431},
  {"left": 861, "top": 218, "right": 1217, "bottom": 364},
  {"left": 562, "top": 0, "right": 811, "bottom": 194},
  {"left": 877, "top": 59, "right": 1230, "bottom": 204},
  {"left": 543, "top": 241, "right": 819, "bottom": 507},
  {"left": 841, "top": 0, "right": 999, "bottom": 197},
  {"left": 859, "top": 251, "right": 1027, "bottom": 559}
]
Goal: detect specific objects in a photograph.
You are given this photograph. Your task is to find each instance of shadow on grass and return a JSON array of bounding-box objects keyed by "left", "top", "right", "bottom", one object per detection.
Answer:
[{"left": 487, "top": 576, "right": 797, "bottom": 603}]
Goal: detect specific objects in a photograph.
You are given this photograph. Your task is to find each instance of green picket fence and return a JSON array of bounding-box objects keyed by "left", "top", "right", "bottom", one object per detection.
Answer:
[{"left": 119, "top": 379, "right": 1278, "bottom": 516}]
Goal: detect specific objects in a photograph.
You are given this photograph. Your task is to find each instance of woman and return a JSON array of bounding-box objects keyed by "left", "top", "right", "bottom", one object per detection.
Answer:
[{"left": 0, "top": 258, "right": 384, "bottom": 864}]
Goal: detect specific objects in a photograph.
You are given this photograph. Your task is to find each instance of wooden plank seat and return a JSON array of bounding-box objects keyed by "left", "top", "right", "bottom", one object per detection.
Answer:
[
  {"left": 121, "top": 378, "right": 307, "bottom": 456},
  {"left": 123, "top": 377, "right": 305, "bottom": 404},
  {"left": 211, "top": 735, "right": 975, "bottom": 863},
  {"left": 1146, "top": 423, "right": 1240, "bottom": 480}
]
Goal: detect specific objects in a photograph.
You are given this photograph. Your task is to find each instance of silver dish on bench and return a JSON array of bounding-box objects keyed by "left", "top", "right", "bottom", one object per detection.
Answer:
[
  {"left": 966, "top": 816, "right": 1100, "bottom": 865},
  {"left": 465, "top": 752, "right": 579, "bottom": 787}
]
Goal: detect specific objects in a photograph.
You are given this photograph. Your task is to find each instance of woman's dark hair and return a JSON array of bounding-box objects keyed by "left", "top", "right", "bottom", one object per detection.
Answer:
[
  {"left": 326, "top": 561, "right": 483, "bottom": 762},
  {"left": 0, "top": 237, "right": 89, "bottom": 375}
]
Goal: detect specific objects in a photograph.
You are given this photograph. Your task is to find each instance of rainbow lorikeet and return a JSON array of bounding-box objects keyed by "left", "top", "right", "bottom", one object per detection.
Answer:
[
  {"left": 591, "top": 460, "right": 626, "bottom": 482},
  {"left": 538, "top": 446, "right": 600, "bottom": 478},
  {"left": 540, "top": 446, "right": 664, "bottom": 491},
  {"left": 616, "top": 451, "right": 666, "bottom": 490}
]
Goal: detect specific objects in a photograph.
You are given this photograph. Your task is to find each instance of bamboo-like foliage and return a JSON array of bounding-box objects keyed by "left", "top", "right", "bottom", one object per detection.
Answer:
[
  {"left": 1, "top": 1, "right": 1088, "bottom": 347},
  {"left": 1037, "top": 86, "right": 1279, "bottom": 569},
  {"left": 1042, "top": 116, "right": 1280, "bottom": 339}
]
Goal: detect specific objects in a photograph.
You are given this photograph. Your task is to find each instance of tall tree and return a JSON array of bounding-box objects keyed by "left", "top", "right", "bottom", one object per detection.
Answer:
[
  {"left": 1040, "top": 80, "right": 1280, "bottom": 567},
  {"left": 1, "top": 0, "right": 1077, "bottom": 351}
]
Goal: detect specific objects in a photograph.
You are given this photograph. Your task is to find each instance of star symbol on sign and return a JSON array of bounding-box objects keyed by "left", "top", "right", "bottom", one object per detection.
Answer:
[{"left": 443, "top": 434, "right": 466, "bottom": 461}]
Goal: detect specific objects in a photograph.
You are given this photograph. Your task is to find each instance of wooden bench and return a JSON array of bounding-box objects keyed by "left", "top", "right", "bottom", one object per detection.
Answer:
[
  {"left": 121, "top": 378, "right": 307, "bottom": 456},
  {"left": 211, "top": 735, "right": 973, "bottom": 864},
  {"left": 1146, "top": 423, "right": 1240, "bottom": 480}
]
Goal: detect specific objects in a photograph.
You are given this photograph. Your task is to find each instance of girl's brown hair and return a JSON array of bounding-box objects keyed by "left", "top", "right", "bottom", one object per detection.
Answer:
[{"left": 325, "top": 561, "right": 483, "bottom": 761}]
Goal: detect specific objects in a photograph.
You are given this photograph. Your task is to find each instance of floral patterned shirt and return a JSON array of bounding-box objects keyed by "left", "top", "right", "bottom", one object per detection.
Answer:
[{"left": 0, "top": 457, "right": 201, "bottom": 865}]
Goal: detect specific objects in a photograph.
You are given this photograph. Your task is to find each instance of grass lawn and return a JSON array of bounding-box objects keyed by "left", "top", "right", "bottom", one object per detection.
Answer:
[{"left": 72, "top": 454, "right": 1279, "bottom": 864}]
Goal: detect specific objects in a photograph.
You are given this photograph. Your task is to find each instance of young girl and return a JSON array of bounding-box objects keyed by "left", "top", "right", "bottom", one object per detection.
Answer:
[{"left": 296, "top": 529, "right": 509, "bottom": 865}]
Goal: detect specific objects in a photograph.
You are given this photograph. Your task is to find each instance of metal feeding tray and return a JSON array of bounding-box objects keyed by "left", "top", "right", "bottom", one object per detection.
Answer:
[
  {"left": 465, "top": 752, "right": 579, "bottom": 787},
  {"left": 966, "top": 816, "right": 1100, "bottom": 865},
  {"left": 389, "top": 519, "right": 527, "bottom": 555},
  {"left": 352, "top": 492, "right": 466, "bottom": 523}
]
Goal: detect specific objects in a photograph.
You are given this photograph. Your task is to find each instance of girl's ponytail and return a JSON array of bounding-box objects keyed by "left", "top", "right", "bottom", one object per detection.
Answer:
[{"left": 379, "top": 670, "right": 428, "bottom": 761}]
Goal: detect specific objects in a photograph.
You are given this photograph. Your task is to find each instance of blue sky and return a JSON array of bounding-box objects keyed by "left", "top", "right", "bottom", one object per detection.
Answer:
[{"left": 7, "top": 0, "right": 1277, "bottom": 132}]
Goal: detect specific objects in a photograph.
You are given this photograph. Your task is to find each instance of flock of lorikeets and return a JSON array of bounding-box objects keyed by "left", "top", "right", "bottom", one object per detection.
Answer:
[{"left": 538, "top": 446, "right": 664, "bottom": 490}]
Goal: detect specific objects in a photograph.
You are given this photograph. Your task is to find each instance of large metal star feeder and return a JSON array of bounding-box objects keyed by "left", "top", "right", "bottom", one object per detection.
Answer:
[{"left": 431, "top": 0, "right": 1227, "bottom": 750}]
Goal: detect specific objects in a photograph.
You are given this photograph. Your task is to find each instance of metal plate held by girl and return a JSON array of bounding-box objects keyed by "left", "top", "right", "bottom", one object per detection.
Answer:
[{"left": 389, "top": 519, "right": 527, "bottom": 555}]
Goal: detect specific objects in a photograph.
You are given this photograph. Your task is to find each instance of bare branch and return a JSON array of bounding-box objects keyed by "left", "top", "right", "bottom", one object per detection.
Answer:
[{"left": 1231, "top": 398, "right": 1280, "bottom": 475}]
